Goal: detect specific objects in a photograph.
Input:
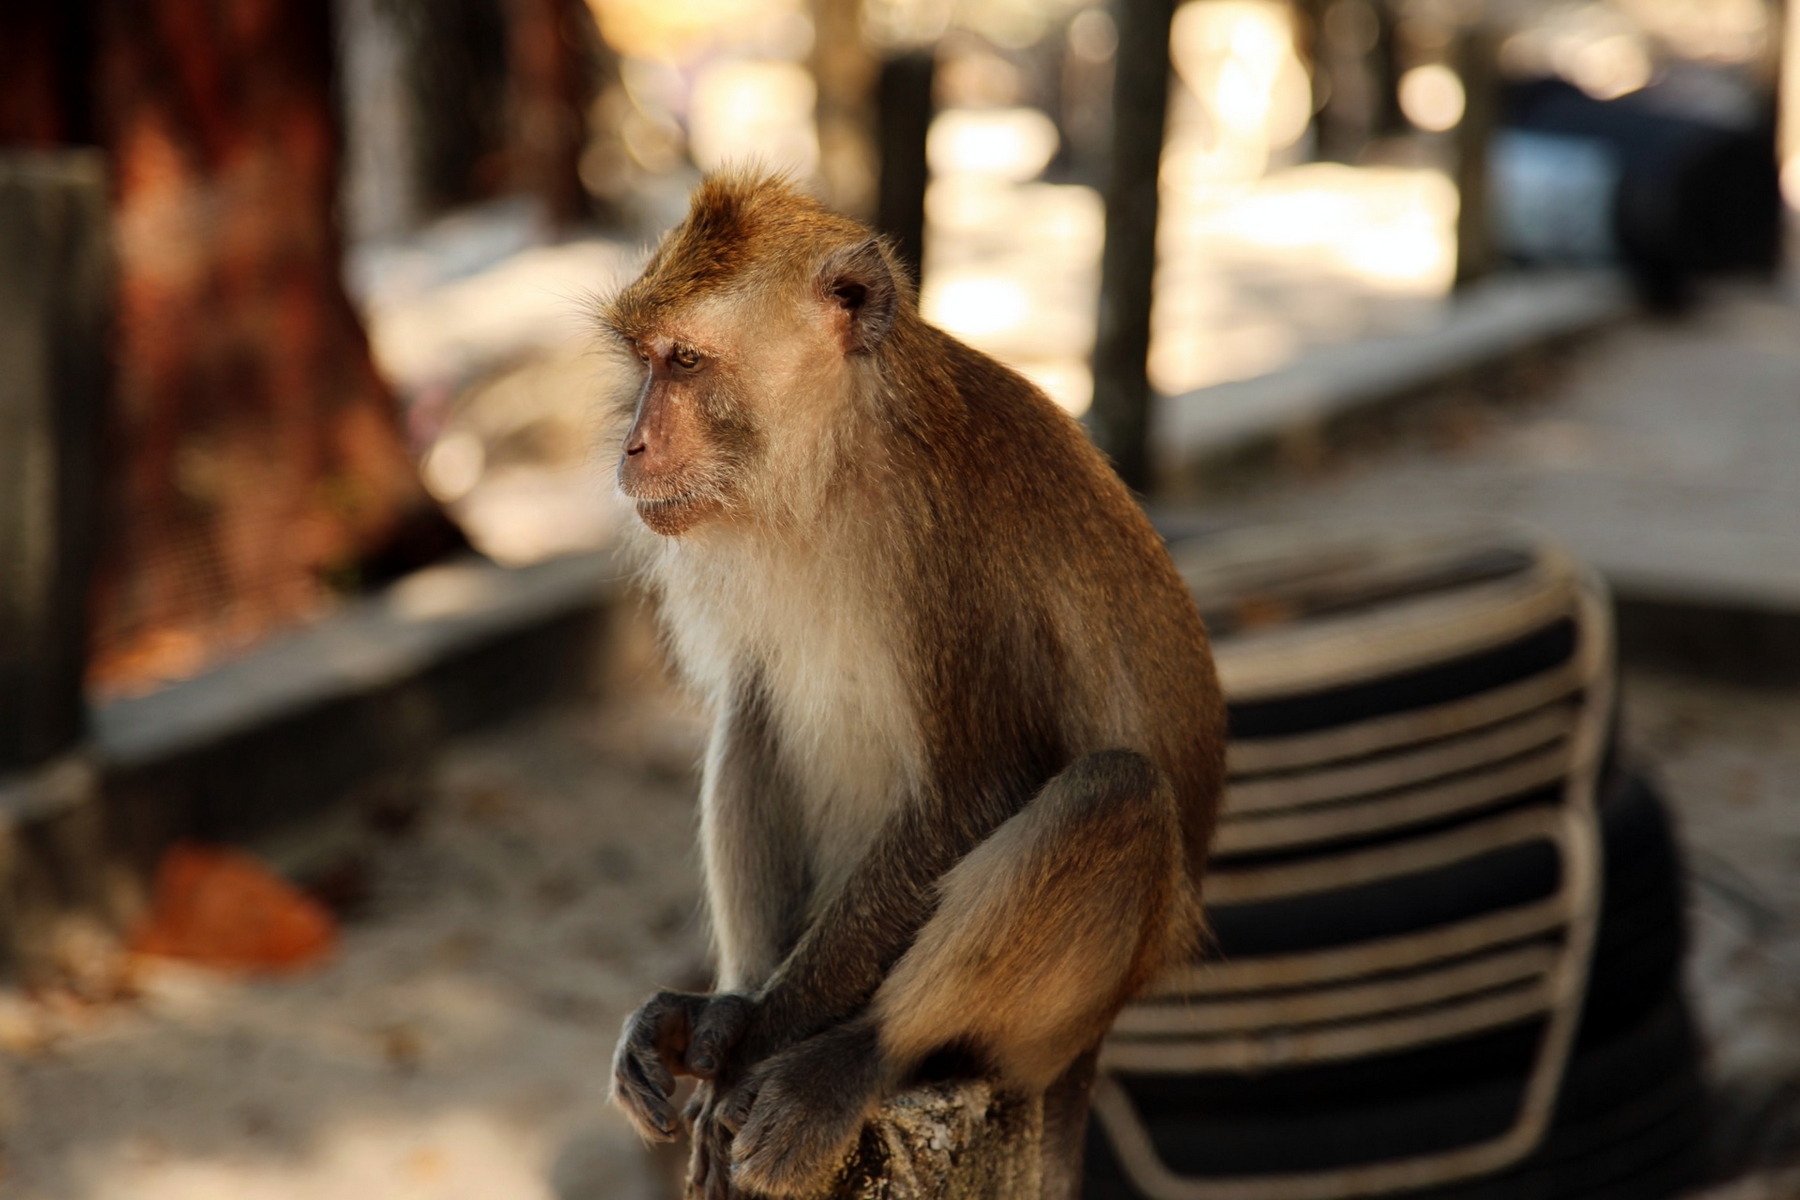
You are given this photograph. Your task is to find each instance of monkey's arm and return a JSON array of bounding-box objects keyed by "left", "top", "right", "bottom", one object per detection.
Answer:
[
  {"left": 726, "top": 751, "right": 1182, "bottom": 1198},
  {"left": 612, "top": 682, "right": 810, "bottom": 1141},
  {"left": 732, "top": 796, "right": 973, "bottom": 1062},
  {"left": 678, "top": 799, "right": 970, "bottom": 1200},
  {"left": 700, "top": 688, "right": 811, "bottom": 993}
]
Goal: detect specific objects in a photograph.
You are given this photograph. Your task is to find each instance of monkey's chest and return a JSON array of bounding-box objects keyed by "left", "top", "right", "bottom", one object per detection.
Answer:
[{"left": 758, "top": 635, "right": 918, "bottom": 910}]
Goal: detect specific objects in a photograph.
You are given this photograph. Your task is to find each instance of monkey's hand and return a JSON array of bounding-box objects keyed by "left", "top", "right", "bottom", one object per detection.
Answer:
[
  {"left": 611, "top": 990, "right": 753, "bottom": 1143},
  {"left": 722, "top": 1020, "right": 885, "bottom": 1197}
]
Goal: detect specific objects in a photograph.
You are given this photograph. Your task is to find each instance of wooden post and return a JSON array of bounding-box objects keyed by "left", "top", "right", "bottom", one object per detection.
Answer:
[
  {"left": 812, "top": 0, "right": 880, "bottom": 220},
  {"left": 876, "top": 50, "right": 935, "bottom": 285},
  {"left": 0, "top": 151, "right": 109, "bottom": 774},
  {"left": 1454, "top": 25, "right": 1500, "bottom": 285},
  {"left": 505, "top": 0, "right": 599, "bottom": 227},
  {"left": 1089, "top": 0, "right": 1176, "bottom": 493},
  {"left": 0, "top": 151, "right": 114, "bottom": 988}
]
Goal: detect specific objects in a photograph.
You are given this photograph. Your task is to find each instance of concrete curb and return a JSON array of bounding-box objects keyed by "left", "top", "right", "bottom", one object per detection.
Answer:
[
  {"left": 1154, "top": 269, "right": 1635, "bottom": 478},
  {"left": 1, "top": 551, "right": 627, "bottom": 978},
  {"left": 94, "top": 551, "right": 626, "bottom": 771}
]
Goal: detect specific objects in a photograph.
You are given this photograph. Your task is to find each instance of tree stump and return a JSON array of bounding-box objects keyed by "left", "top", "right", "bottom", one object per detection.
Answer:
[{"left": 817, "top": 1083, "right": 1044, "bottom": 1200}]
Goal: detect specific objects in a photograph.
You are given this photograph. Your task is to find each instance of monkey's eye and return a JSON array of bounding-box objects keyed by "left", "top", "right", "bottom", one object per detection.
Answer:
[{"left": 670, "top": 346, "right": 702, "bottom": 372}]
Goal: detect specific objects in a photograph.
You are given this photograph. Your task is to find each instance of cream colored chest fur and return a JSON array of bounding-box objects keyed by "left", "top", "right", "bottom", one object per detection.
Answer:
[{"left": 656, "top": 536, "right": 922, "bottom": 911}]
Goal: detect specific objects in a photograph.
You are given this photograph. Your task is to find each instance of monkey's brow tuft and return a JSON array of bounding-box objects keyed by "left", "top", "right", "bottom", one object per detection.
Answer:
[{"left": 604, "top": 171, "right": 877, "bottom": 337}]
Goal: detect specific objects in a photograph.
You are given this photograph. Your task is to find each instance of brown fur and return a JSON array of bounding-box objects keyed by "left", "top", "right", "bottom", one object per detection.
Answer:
[{"left": 606, "top": 172, "right": 1225, "bottom": 1200}]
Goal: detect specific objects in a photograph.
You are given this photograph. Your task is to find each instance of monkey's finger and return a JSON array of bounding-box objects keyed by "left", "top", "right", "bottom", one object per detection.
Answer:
[
  {"left": 612, "top": 1030, "right": 677, "bottom": 1104},
  {"left": 687, "top": 1137, "right": 713, "bottom": 1199},
  {"left": 685, "top": 993, "right": 752, "bottom": 1078},
  {"left": 632, "top": 1043, "right": 678, "bottom": 1097},
  {"left": 683, "top": 1088, "right": 708, "bottom": 1125},
  {"left": 716, "top": 1077, "right": 761, "bottom": 1137},
  {"left": 613, "top": 1054, "right": 680, "bottom": 1140},
  {"left": 695, "top": 1125, "right": 735, "bottom": 1200},
  {"left": 613, "top": 1086, "right": 679, "bottom": 1143}
]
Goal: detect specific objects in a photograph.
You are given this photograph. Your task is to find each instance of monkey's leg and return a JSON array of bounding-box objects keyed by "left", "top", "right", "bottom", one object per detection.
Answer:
[{"left": 728, "top": 750, "right": 1181, "bottom": 1197}]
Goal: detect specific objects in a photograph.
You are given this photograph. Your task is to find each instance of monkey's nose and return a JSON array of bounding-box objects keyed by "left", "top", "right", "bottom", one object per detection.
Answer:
[{"left": 626, "top": 440, "right": 647, "bottom": 456}]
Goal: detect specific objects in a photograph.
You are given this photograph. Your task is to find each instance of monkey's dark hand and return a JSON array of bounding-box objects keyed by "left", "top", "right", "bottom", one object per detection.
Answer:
[
  {"left": 611, "top": 990, "right": 753, "bottom": 1144},
  {"left": 724, "top": 1020, "right": 884, "bottom": 1197}
]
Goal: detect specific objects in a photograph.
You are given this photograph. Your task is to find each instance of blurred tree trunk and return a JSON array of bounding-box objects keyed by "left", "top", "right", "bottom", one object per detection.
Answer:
[
  {"left": 389, "top": 0, "right": 513, "bottom": 211},
  {"left": 386, "top": 0, "right": 596, "bottom": 225},
  {"left": 1, "top": 0, "right": 459, "bottom": 696},
  {"left": 1090, "top": 0, "right": 1175, "bottom": 493},
  {"left": 506, "top": 0, "right": 596, "bottom": 227},
  {"left": 812, "top": 0, "right": 879, "bottom": 220}
]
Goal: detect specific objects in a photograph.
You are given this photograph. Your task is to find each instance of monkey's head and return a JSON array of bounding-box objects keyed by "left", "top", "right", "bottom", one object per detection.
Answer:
[{"left": 600, "top": 173, "right": 904, "bottom": 537}]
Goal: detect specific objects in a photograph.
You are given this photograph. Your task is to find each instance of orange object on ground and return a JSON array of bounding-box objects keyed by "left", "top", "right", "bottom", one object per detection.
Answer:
[{"left": 131, "top": 843, "right": 336, "bottom": 971}]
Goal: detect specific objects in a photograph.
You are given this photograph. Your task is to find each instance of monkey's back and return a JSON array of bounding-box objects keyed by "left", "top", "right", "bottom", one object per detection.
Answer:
[{"left": 877, "top": 324, "right": 1226, "bottom": 890}]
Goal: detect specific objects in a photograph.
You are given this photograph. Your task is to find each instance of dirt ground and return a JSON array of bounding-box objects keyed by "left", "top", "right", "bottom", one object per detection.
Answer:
[
  {"left": 0, "top": 682, "right": 710, "bottom": 1200},
  {"left": 1, "top": 665, "right": 1797, "bottom": 1199},
  {"left": 1624, "top": 669, "right": 1800, "bottom": 1182}
]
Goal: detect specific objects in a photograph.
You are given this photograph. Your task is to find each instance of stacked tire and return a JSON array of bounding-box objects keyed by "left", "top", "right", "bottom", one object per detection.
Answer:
[{"left": 1087, "top": 528, "right": 1704, "bottom": 1200}]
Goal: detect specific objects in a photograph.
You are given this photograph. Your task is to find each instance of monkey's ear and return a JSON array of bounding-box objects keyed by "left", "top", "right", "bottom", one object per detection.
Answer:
[{"left": 819, "top": 239, "right": 897, "bottom": 354}]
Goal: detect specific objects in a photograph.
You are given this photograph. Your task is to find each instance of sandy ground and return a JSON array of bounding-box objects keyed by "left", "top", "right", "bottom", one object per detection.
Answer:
[
  {"left": 1624, "top": 670, "right": 1800, "bottom": 1179},
  {"left": 1, "top": 670, "right": 1797, "bottom": 1199},
  {"left": 0, "top": 690, "right": 709, "bottom": 1200}
]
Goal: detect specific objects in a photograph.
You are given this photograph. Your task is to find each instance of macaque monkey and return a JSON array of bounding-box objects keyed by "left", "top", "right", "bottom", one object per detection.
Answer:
[{"left": 606, "top": 173, "right": 1224, "bottom": 1199}]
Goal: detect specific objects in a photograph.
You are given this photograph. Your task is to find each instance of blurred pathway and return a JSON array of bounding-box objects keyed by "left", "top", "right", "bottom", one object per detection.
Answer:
[
  {"left": 1196, "top": 283, "right": 1800, "bottom": 615},
  {"left": 1625, "top": 670, "right": 1800, "bottom": 1182}
]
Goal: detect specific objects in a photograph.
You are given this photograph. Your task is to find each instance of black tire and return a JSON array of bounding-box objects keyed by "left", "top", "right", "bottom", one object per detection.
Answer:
[
  {"left": 1086, "top": 992, "right": 1706, "bottom": 1199},
  {"left": 1202, "top": 771, "right": 1683, "bottom": 986},
  {"left": 1580, "top": 770, "right": 1687, "bottom": 1043},
  {"left": 1226, "top": 619, "right": 1580, "bottom": 743},
  {"left": 1111, "top": 773, "right": 1687, "bottom": 1115}
]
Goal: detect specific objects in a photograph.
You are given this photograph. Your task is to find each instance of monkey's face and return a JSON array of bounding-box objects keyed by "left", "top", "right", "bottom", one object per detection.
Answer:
[
  {"left": 615, "top": 312, "right": 762, "bottom": 537},
  {"left": 605, "top": 180, "right": 902, "bottom": 537},
  {"left": 612, "top": 278, "right": 879, "bottom": 538}
]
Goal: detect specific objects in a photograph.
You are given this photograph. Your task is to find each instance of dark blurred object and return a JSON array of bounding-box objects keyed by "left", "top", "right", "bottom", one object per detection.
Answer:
[
  {"left": 1299, "top": 0, "right": 1406, "bottom": 164},
  {"left": 0, "top": 0, "right": 464, "bottom": 697},
  {"left": 1060, "top": 8, "right": 1116, "bottom": 189},
  {"left": 1500, "top": 78, "right": 1781, "bottom": 305},
  {"left": 876, "top": 51, "right": 935, "bottom": 286},
  {"left": 507, "top": 0, "right": 602, "bottom": 227},
  {"left": 384, "top": 0, "right": 597, "bottom": 224},
  {"left": 0, "top": 153, "right": 108, "bottom": 772},
  {"left": 1088, "top": 774, "right": 1702, "bottom": 1200},
  {"left": 1088, "top": 529, "right": 1705, "bottom": 1200},
  {"left": 130, "top": 843, "right": 337, "bottom": 972},
  {"left": 1454, "top": 27, "right": 1500, "bottom": 284},
  {"left": 1091, "top": 0, "right": 1176, "bottom": 492},
  {"left": 389, "top": 0, "right": 513, "bottom": 210},
  {"left": 0, "top": 5, "right": 95, "bottom": 145}
]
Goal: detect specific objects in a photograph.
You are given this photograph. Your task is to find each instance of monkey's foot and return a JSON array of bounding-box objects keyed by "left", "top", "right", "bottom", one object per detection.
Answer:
[
  {"left": 728, "top": 1021, "right": 885, "bottom": 1197},
  {"left": 687, "top": 1081, "right": 744, "bottom": 1200}
]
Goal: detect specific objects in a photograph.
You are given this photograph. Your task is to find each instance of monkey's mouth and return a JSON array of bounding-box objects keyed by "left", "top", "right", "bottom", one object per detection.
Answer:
[
  {"left": 634, "top": 496, "right": 694, "bottom": 517},
  {"left": 630, "top": 492, "right": 722, "bottom": 534}
]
